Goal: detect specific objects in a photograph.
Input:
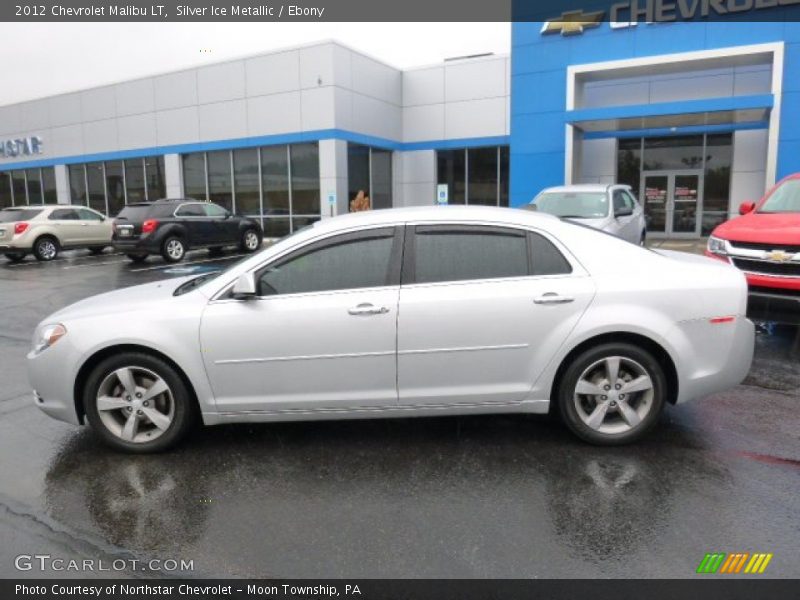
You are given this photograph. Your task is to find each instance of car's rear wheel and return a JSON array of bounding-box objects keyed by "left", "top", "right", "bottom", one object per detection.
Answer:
[
  {"left": 4, "top": 252, "right": 25, "bottom": 263},
  {"left": 33, "top": 236, "right": 59, "bottom": 261},
  {"left": 126, "top": 253, "right": 148, "bottom": 263},
  {"left": 83, "top": 353, "right": 196, "bottom": 453},
  {"left": 161, "top": 237, "right": 186, "bottom": 262},
  {"left": 88, "top": 246, "right": 106, "bottom": 255},
  {"left": 240, "top": 229, "right": 260, "bottom": 253},
  {"left": 558, "top": 342, "right": 666, "bottom": 445}
]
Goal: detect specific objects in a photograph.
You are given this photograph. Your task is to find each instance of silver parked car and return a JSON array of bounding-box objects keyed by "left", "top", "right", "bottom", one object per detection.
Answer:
[
  {"left": 28, "top": 206, "right": 753, "bottom": 452},
  {"left": 527, "top": 184, "right": 647, "bottom": 245}
]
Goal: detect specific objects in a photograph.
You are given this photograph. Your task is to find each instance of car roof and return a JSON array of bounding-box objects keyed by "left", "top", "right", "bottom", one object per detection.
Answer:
[
  {"left": 310, "top": 205, "right": 560, "bottom": 234},
  {"left": 1, "top": 204, "right": 93, "bottom": 210}
]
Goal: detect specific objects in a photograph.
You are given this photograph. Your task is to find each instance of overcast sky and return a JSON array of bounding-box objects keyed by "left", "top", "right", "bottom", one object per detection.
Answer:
[{"left": 0, "top": 23, "right": 510, "bottom": 106}]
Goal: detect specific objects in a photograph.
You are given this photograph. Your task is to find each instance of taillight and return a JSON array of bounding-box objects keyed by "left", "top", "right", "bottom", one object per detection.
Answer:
[
  {"left": 142, "top": 219, "right": 159, "bottom": 234},
  {"left": 709, "top": 316, "right": 735, "bottom": 324},
  {"left": 14, "top": 222, "right": 28, "bottom": 235}
]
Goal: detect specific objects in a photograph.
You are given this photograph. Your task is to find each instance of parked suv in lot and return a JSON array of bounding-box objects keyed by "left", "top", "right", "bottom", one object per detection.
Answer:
[
  {"left": 706, "top": 174, "right": 800, "bottom": 304},
  {"left": 0, "top": 205, "right": 111, "bottom": 262},
  {"left": 113, "top": 199, "right": 263, "bottom": 263}
]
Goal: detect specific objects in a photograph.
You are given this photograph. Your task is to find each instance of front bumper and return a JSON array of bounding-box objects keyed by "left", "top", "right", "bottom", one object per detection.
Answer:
[{"left": 27, "top": 337, "right": 84, "bottom": 426}]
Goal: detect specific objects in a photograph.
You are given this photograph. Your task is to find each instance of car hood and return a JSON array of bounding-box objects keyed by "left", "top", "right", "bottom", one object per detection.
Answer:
[
  {"left": 45, "top": 276, "right": 196, "bottom": 323},
  {"left": 713, "top": 212, "right": 800, "bottom": 244}
]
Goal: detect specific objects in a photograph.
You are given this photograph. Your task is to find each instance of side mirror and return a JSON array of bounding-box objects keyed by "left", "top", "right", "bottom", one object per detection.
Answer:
[
  {"left": 524, "top": 203, "right": 538, "bottom": 212},
  {"left": 615, "top": 205, "right": 634, "bottom": 218},
  {"left": 739, "top": 201, "right": 756, "bottom": 215},
  {"left": 232, "top": 272, "right": 256, "bottom": 299}
]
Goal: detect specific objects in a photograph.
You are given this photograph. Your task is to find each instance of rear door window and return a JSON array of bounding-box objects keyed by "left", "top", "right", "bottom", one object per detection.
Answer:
[
  {"left": 49, "top": 209, "right": 80, "bottom": 220},
  {"left": 410, "top": 226, "right": 530, "bottom": 284}
]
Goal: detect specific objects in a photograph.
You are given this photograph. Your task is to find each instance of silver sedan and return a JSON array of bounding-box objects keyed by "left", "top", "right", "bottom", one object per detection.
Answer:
[
  {"left": 28, "top": 206, "right": 753, "bottom": 452},
  {"left": 527, "top": 184, "right": 647, "bottom": 245}
]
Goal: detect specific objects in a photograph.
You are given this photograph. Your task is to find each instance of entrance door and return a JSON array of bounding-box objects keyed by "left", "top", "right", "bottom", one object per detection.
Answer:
[{"left": 641, "top": 170, "right": 703, "bottom": 237}]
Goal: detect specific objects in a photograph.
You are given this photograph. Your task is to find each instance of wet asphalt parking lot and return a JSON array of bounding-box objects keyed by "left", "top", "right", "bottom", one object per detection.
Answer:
[{"left": 0, "top": 247, "right": 798, "bottom": 579}]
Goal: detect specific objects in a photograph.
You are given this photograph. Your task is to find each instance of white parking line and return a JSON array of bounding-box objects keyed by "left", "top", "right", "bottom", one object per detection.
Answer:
[{"left": 129, "top": 253, "right": 247, "bottom": 272}]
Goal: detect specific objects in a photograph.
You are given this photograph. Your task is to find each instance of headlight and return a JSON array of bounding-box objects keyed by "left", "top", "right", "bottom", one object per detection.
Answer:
[
  {"left": 707, "top": 236, "right": 727, "bottom": 255},
  {"left": 33, "top": 323, "right": 67, "bottom": 354}
]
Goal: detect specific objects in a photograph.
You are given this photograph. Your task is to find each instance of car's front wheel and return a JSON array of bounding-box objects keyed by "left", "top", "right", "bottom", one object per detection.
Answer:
[
  {"left": 33, "top": 236, "right": 59, "bottom": 261},
  {"left": 161, "top": 236, "right": 186, "bottom": 262},
  {"left": 240, "top": 229, "right": 261, "bottom": 253},
  {"left": 83, "top": 353, "right": 196, "bottom": 453},
  {"left": 558, "top": 342, "right": 666, "bottom": 445}
]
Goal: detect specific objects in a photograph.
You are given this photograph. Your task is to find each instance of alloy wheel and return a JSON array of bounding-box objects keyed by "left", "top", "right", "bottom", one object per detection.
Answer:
[
  {"left": 572, "top": 356, "right": 655, "bottom": 435},
  {"left": 96, "top": 366, "right": 175, "bottom": 443},
  {"left": 244, "top": 231, "right": 259, "bottom": 251},
  {"left": 166, "top": 239, "right": 184, "bottom": 260},
  {"left": 38, "top": 240, "right": 57, "bottom": 260}
]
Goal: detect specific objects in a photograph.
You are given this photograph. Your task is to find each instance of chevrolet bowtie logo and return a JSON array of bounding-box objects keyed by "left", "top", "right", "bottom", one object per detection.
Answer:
[
  {"left": 766, "top": 250, "right": 793, "bottom": 263},
  {"left": 541, "top": 10, "right": 605, "bottom": 36}
]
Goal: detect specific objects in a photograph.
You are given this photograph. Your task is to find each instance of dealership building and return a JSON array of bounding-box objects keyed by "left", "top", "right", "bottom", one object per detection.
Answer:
[{"left": 1, "top": 18, "right": 798, "bottom": 238}]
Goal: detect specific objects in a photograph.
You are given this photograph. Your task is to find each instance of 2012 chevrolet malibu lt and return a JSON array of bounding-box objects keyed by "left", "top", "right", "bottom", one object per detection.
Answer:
[{"left": 28, "top": 207, "right": 755, "bottom": 452}]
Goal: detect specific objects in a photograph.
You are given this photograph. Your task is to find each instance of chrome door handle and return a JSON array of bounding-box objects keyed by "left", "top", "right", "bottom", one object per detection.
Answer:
[
  {"left": 534, "top": 293, "right": 575, "bottom": 305},
  {"left": 348, "top": 303, "right": 390, "bottom": 316}
]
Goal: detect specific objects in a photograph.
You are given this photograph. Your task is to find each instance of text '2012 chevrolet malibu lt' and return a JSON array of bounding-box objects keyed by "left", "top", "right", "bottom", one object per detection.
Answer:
[{"left": 28, "top": 206, "right": 754, "bottom": 452}]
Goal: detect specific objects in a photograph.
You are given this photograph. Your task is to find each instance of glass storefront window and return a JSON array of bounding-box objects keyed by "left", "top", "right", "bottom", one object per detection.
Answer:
[
  {"left": 11, "top": 171, "right": 26, "bottom": 206},
  {"left": 42, "top": 168, "right": 57, "bottom": 203},
  {"left": 25, "top": 169, "right": 43, "bottom": 204},
  {"left": 261, "top": 145, "right": 290, "bottom": 218},
  {"left": 347, "top": 144, "right": 371, "bottom": 210},
  {"left": 437, "top": 149, "right": 466, "bottom": 205},
  {"left": 290, "top": 143, "right": 320, "bottom": 219},
  {"left": 86, "top": 163, "right": 106, "bottom": 213},
  {"left": 702, "top": 133, "right": 733, "bottom": 236},
  {"left": 182, "top": 153, "right": 206, "bottom": 201},
  {"left": 371, "top": 148, "right": 392, "bottom": 210},
  {"left": 207, "top": 151, "right": 233, "bottom": 212},
  {"left": 467, "top": 147, "right": 498, "bottom": 206},
  {"left": 617, "top": 138, "right": 642, "bottom": 198},
  {"left": 124, "top": 159, "right": 146, "bottom": 203},
  {"left": 643, "top": 135, "right": 704, "bottom": 171},
  {"left": 145, "top": 156, "right": 166, "bottom": 200},
  {"left": 69, "top": 165, "right": 87, "bottom": 205},
  {"left": 233, "top": 148, "right": 260, "bottom": 216},
  {"left": 499, "top": 146, "right": 509, "bottom": 207},
  {"left": 0, "top": 173, "right": 11, "bottom": 208},
  {"left": 105, "top": 161, "right": 125, "bottom": 216}
]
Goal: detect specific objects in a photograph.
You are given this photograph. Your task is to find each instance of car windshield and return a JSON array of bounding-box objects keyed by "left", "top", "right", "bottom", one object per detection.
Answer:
[
  {"left": 759, "top": 179, "right": 800, "bottom": 213},
  {"left": 0, "top": 208, "right": 43, "bottom": 222},
  {"left": 532, "top": 191, "right": 609, "bottom": 219}
]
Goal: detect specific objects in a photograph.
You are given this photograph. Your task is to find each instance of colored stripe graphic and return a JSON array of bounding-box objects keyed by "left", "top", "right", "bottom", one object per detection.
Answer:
[
  {"left": 697, "top": 553, "right": 726, "bottom": 574},
  {"left": 699, "top": 552, "right": 773, "bottom": 574},
  {"left": 744, "top": 553, "right": 774, "bottom": 574}
]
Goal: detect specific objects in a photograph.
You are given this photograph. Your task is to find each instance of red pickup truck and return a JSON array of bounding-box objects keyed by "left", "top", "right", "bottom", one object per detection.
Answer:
[{"left": 705, "top": 174, "right": 800, "bottom": 305}]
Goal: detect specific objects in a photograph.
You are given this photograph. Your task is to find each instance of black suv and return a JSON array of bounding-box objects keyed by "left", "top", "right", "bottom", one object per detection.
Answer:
[{"left": 113, "top": 199, "right": 263, "bottom": 263}]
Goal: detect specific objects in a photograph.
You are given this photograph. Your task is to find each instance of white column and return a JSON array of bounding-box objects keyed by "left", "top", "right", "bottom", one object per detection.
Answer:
[
  {"left": 164, "top": 153, "right": 183, "bottom": 198},
  {"left": 318, "top": 139, "right": 348, "bottom": 218},
  {"left": 54, "top": 164, "right": 70, "bottom": 204}
]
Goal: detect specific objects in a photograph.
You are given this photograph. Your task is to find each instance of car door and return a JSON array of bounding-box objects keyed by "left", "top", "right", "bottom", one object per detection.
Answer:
[
  {"left": 174, "top": 202, "right": 212, "bottom": 246},
  {"left": 47, "top": 208, "right": 83, "bottom": 245},
  {"left": 397, "top": 224, "right": 595, "bottom": 407},
  {"left": 612, "top": 188, "right": 639, "bottom": 243},
  {"left": 199, "top": 226, "right": 403, "bottom": 413},
  {"left": 203, "top": 202, "right": 237, "bottom": 244},
  {"left": 77, "top": 208, "right": 111, "bottom": 244}
]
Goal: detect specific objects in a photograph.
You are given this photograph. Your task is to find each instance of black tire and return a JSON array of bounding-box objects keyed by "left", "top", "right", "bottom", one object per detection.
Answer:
[
  {"left": 239, "top": 228, "right": 261, "bottom": 253},
  {"left": 83, "top": 352, "right": 197, "bottom": 453},
  {"left": 557, "top": 342, "right": 666, "bottom": 446},
  {"left": 4, "top": 252, "right": 25, "bottom": 263},
  {"left": 126, "top": 253, "right": 148, "bottom": 263},
  {"left": 161, "top": 236, "right": 186, "bottom": 263},
  {"left": 33, "top": 236, "right": 59, "bottom": 261},
  {"left": 88, "top": 246, "right": 106, "bottom": 255},
  {"left": 208, "top": 246, "right": 225, "bottom": 256}
]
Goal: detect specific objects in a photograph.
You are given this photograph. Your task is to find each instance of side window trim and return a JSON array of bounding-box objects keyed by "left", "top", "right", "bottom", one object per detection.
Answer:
[
  {"left": 402, "top": 224, "right": 532, "bottom": 286},
  {"left": 253, "top": 225, "right": 404, "bottom": 298}
]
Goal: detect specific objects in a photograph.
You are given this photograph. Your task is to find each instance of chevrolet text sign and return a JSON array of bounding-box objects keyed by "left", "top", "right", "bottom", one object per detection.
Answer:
[
  {"left": 0, "top": 136, "right": 43, "bottom": 159},
  {"left": 542, "top": 0, "right": 800, "bottom": 35}
]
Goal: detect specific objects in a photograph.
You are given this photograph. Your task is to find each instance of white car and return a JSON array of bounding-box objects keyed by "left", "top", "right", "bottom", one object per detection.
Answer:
[
  {"left": 28, "top": 206, "right": 754, "bottom": 452},
  {"left": 527, "top": 184, "right": 647, "bottom": 245}
]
